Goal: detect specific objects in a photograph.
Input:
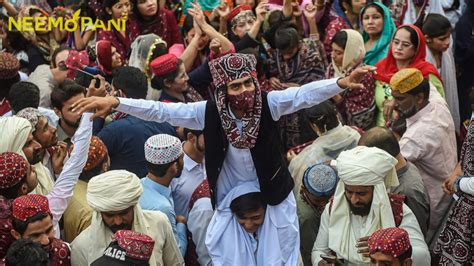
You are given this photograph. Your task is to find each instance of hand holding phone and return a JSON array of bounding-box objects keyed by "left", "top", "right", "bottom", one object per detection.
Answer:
[{"left": 320, "top": 254, "right": 343, "bottom": 265}]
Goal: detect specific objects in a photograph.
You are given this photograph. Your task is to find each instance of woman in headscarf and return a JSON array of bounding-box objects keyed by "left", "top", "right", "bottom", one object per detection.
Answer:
[
  {"left": 326, "top": 29, "right": 375, "bottom": 129},
  {"left": 18, "top": 6, "right": 60, "bottom": 72},
  {"left": 422, "top": 13, "right": 460, "bottom": 133},
  {"left": 130, "top": 0, "right": 181, "bottom": 46},
  {"left": 95, "top": 40, "right": 124, "bottom": 82},
  {"left": 361, "top": 2, "right": 396, "bottom": 66},
  {"left": 205, "top": 181, "right": 300, "bottom": 265},
  {"left": 373, "top": 24, "right": 443, "bottom": 127},
  {"left": 96, "top": 0, "right": 139, "bottom": 61}
]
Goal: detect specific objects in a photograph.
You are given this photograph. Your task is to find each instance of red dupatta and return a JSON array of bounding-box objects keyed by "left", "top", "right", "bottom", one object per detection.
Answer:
[{"left": 374, "top": 24, "right": 442, "bottom": 84}]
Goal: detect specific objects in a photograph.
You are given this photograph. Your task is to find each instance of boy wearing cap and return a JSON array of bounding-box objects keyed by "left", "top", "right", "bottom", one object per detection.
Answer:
[
  {"left": 390, "top": 68, "right": 457, "bottom": 243},
  {"left": 139, "top": 134, "right": 187, "bottom": 256},
  {"left": 10, "top": 194, "right": 71, "bottom": 265},
  {"left": 368, "top": 227, "right": 413, "bottom": 266}
]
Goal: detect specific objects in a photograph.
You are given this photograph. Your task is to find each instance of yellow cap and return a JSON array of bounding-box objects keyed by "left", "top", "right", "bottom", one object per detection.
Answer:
[{"left": 390, "top": 68, "right": 424, "bottom": 93}]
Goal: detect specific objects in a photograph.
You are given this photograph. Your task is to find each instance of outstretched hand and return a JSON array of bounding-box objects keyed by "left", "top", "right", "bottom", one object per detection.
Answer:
[
  {"left": 71, "top": 96, "right": 119, "bottom": 121},
  {"left": 337, "top": 65, "right": 377, "bottom": 90}
]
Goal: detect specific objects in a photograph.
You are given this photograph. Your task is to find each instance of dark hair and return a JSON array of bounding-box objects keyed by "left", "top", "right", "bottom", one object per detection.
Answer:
[
  {"left": 146, "top": 160, "right": 176, "bottom": 177},
  {"left": 230, "top": 192, "right": 266, "bottom": 219},
  {"left": 339, "top": 0, "right": 352, "bottom": 11},
  {"left": 130, "top": 0, "right": 156, "bottom": 20},
  {"left": 0, "top": 176, "right": 26, "bottom": 200},
  {"left": 359, "top": 127, "right": 400, "bottom": 157},
  {"left": 405, "top": 78, "right": 430, "bottom": 99},
  {"left": 79, "top": 155, "right": 108, "bottom": 182},
  {"left": 183, "top": 128, "right": 203, "bottom": 138},
  {"left": 101, "top": 0, "right": 121, "bottom": 20},
  {"left": 51, "top": 46, "right": 71, "bottom": 68},
  {"left": 304, "top": 101, "right": 339, "bottom": 132},
  {"left": 9, "top": 82, "right": 40, "bottom": 113},
  {"left": 182, "top": 14, "right": 211, "bottom": 37},
  {"left": 391, "top": 118, "right": 407, "bottom": 138},
  {"left": 331, "top": 30, "right": 348, "bottom": 49},
  {"left": 51, "top": 79, "right": 86, "bottom": 110},
  {"left": 148, "top": 42, "right": 169, "bottom": 65},
  {"left": 5, "top": 239, "right": 49, "bottom": 266},
  {"left": 150, "top": 60, "right": 184, "bottom": 90},
  {"left": 274, "top": 25, "right": 300, "bottom": 51},
  {"left": 397, "top": 246, "right": 413, "bottom": 263},
  {"left": 112, "top": 66, "right": 148, "bottom": 99},
  {"left": 361, "top": 3, "right": 384, "bottom": 19},
  {"left": 395, "top": 26, "right": 419, "bottom": 51},
  {"left": 0, "top": 75, "right": 20, "bottom": 100},
  {"left": 12, "top": 212, "right": 50, "bottom": 235},
  {"left": 421, "top": 14, "right": 452, "bottom": 38},
  {"left": 239, "top": 47, "right": 266, "bottom": 78}
]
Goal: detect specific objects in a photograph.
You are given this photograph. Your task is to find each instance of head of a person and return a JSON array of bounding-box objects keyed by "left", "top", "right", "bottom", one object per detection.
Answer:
[
  {"left": 144, "top": 39, "right": 168, "bottom": 77},
  {"left": 96, "top": 40, "right": 122, "bottom": 76},
  {"left": 0, "top": 52, "right": 21, "bottom": 100},
  {"left": 16, "top": 108, "right": 58, "bottom": 149},
  {"left": 112, "top": 66, "right": 148, "bottom": 99},
  {"left": 71, "top": 136, "right": 110, "bottom": 182},
  {"left": 87, "top": 170, "right": 144, "bottom": 233},
  {"left": 8, "top": 82, "right": 40, "bottom": 114},
  {"left": 336, "top": 146, "right": 398, "bottom": 217},
  {"left": 51, "top": 79, "right": 86, "bottom": 130},
  {"left": 0, "top": 152, "right": 37, "bottom": 199},
  {"left": 23, "top": 125, "right": 43, "bottom": 166},
  {"left": 230, "top": 192, "right": 266, "bottom": 234},
  {"left": 145, "top": 134, "right": 184, "bottom": 178},
  {"left": 90, "top": 230, "right": 155, "bottom": 266},
  {"left": 368, "top": 227, "right": 413, "bottom": 266},
  {"left": 0, "top": 117, "right": 42, "bottom": 165},
  {"left": 274, "top": 25, "right": 301, "bottom": 61},
  {"left": 228, "top": 5, "right": 256, "bottom": 39},
  {"left": 51, "top": 46, "right": 72, "bottom": 83},
  {"left": 340, "top": 0, "right": 367, "bottom": 15},
  {"left": 391, "top": 25, "right": 420, "bottom": 64},
  {"left": 132, "top": 0, "right": 158, "bottom": 20},
  {"left": 182, "top": 15, "right": 210, "bottom": 51},
  {"left": 29, "top": 7, "right": 50, "bottom": 35},
  {"left": 361, "top": 3, "right": 385, "bottom": 38},
  {"left": 390, "top": 68, "right": 430, "bottom": 119},
  {"left": 422, "top": 14, "right": 452, "bottom": 53},
  {"left": 184, "top": 128, "right": 205, "bottom": 154},
  {"left": 302, "top": 164, "right": 339, "bottom": 208},
  {"left": 102, "top": 0, "right": 131, "bottom": 20},
  {"left": 11, "top": 195, "right": 55, "bottom": 250},
  {"left": 5, "top": 239, "right": 49, "bottom": 266},
  {"left": 390, "top": 117, "right": 407, "bottom": 140},
  {"left": 331, "top": 30, "right": 347, "bottom": 68},
  {"left": 304, "top": 101, "right": 339, "bottom": 136},
  {"left": 150, "top": 54, "right": 187, "bottom": 92},
  {"left": 358, "top": 127, "right": 400, "bottom": 158}
]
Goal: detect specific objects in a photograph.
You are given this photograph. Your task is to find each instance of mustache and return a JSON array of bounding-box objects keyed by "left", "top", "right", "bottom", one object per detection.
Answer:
[{"left": 108, "top": 224, "right": 131, "bottom": 233}]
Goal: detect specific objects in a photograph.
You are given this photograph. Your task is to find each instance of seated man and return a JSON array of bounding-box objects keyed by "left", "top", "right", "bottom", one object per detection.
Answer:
[
  {"left": 10, "top": 194, "right": 71, "bottom": 265},
  {"left": 206, "top": 181, "right": 300, "bottom": 265},
  {"left": 368, "top": 227, "right": 413, "bottom": 266},
  {"left": 311, "top": 146, "right": 430, "bottom": 265},
  {"left": 71, "top": 170, "right": 183, "bottom": 265},
  {"left": 91, "top": 230, "right": 155, "bottom": 266}
]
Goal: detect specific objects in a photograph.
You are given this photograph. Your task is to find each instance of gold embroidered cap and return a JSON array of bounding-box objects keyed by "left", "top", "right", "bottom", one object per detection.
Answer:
[{"left": 390, "top": 68, "right": 424, "bottom": 93}]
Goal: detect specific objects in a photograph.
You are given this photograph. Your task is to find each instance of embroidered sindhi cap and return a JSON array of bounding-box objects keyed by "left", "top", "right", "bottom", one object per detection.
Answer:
[
  {"left": 0, "top": 152, "right": 28, "bottom": 189},
  {"left": 12, "top": 194, "right": 51, "bottom": 221},
  {"left": 144, "top": 134, "right": 183, "bottom": 165},
  {"left": 368, "top": 227, "right": 411, "bottom": 258},
  {"left": 70, "top": 136, "right": 108, "bottom": 171},
  {"left": 150, "top": 53, "right": 179, "bottom": 77},
  {"left": 390, "top": 68, "right": 424, "bottom": 94},
  {"left": 303, "top": 164, "right": 339, "bottom": 197},
  {"left": 0, "top": 52, "right": 20, "bottom": 80}
]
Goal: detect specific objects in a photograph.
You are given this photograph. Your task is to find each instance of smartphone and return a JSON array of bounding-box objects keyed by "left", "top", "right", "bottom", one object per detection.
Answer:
[{"left": 320, "top": 254, "right": 343, "bottom": 265}]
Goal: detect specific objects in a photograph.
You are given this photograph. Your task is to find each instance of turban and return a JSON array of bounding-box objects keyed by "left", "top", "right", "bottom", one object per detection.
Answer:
[
  {"left": 150, "top": 54, "right": 179, "bottom": 77},
  {"left": 16, "top": 108, "right": 44, "bottom": 133},
  {"left": 70, "top": 136, "right": 108, "bottom": 171},
  {"left": 96, "top": 40, "right": 113, "bottom": 75},
  {"left": 87, "top": 170, "right": 143, "bottom": 212},
  {"left": 329, "top": 146, "right": 399, "bottom": 264},
  {"left": 91, "top": 230, "right": 155, "bottom": 265},
  {"left": 303, "top": 164, "right": 338, "bottom": 197},
  {"left": 368, "top": 227, "right": 411, "bottom": 258},
  {"left": 144, "top": 134, "right": 182, "bottom": 165},
  {"left": 228, "top": 5, "right": 254, "bottom": 25},
  {"left": 12, "top": 194, "right": 51, "bottom": 221},
  {"left": 0, "top": 52, "right": 20, "bottom": 80},
  {"left": 0, "top": 152, "right": 28, "bottom": 189},
  {"left": 0, "top": 117, "right": 32, "bottom": 156},
  {"left": 390, "top": 68, "right": 424, "bottom": 94}
]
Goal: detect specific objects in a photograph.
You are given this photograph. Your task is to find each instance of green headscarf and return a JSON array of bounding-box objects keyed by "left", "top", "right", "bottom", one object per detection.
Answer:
[{"left": 362, "top": 2, "right": 396, "bottom": 66}]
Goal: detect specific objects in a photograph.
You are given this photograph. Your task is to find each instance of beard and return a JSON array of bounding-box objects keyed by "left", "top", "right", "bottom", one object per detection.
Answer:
[
  {"left": 396, "top": 104, "right": 418, "bottom": 119},
  {"left": 61, "top": 116, "right": 81, "bottom": 129},
  {"left": 348, "top": 201, "right": 372, "bottom": 216},
  {"left": 29, "top": 150, "right": 43, "bottom": 165},
  {"left": 108, "top": 223, "right": 131, "bottom": 233}
]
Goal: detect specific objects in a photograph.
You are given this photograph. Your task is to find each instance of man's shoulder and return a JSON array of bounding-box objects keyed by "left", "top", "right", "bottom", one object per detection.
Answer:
[{"left": 142, "top": 209, "right": 172, "bottom": 224}]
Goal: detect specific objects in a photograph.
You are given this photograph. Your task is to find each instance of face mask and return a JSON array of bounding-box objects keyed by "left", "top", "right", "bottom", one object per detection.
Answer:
[{"left": 228, "top": 90, "right": 255, "bottom": 111}]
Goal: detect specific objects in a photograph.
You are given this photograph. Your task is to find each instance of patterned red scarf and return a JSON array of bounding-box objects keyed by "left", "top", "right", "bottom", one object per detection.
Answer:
[{"left": 209, "top": 54, "right": 262, "bottom": 149}]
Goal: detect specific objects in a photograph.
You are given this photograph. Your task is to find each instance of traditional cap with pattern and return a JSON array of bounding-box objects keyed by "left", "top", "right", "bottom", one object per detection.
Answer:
[
  {"left": 144, "top": 134, "right": 183, "bottom": 165},
  {"left": 150, "top": 53, "right": 179, "bottom": 77},
  {"left": 368, "top": 227, "right": 411, "bottom": 258},
  {"left": 0, "top": 152, "right": 28, "bottom": 189},
  {"left": 390, "top": 68, "right": 424, "bottom": 94},
  {"left": 12, "top": 194, "right": 51, "bottom": 221}
]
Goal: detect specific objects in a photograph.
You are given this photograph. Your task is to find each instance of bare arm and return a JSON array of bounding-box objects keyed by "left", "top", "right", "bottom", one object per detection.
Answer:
[{"left": 248, "top": 0, "right": 268, "bottom": 40}]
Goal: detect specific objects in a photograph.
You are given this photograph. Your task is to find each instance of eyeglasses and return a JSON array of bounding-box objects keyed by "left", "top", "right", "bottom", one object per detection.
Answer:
[
  {"left": 57, "top": 61, "right": 68, "bottom": 71},
  {"left": 393, "top": 39, "right": 413, "bottom": 49}
]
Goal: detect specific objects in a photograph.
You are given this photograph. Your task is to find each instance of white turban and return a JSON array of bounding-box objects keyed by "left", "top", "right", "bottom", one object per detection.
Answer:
[
  {"left": 0, "top": 117, "right": 31, "bottom": 155},
  {"left": 329, "top": 146, "right": 399, "bottom": 264},
  {"left": 87, "top": 170, "right": 143, "bottom": 212}
]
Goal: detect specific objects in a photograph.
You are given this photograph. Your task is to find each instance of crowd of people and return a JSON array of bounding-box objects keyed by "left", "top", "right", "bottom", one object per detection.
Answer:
[{"left": 0, "top": 0, "right": 473, "bottom": 264}]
